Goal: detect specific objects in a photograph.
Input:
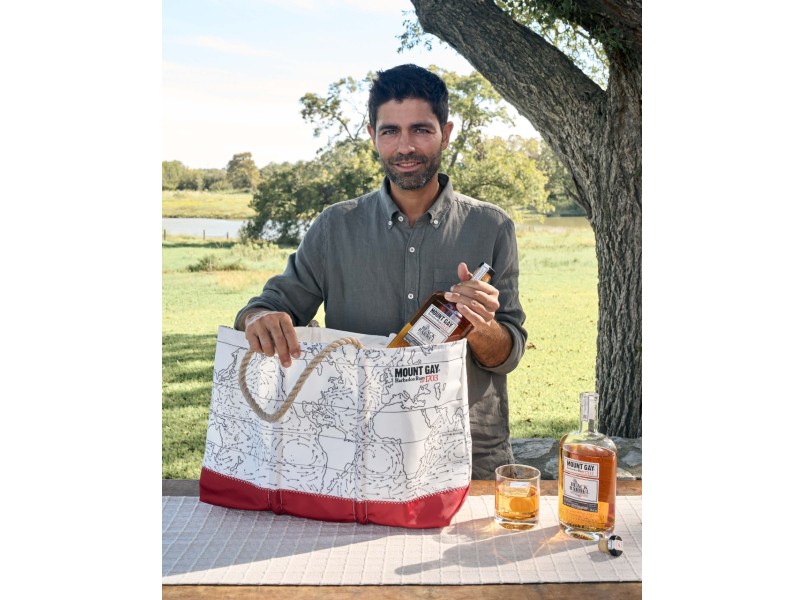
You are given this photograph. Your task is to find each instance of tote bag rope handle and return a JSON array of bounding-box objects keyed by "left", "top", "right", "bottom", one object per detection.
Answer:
[{"left": 238, "top": 336, "right": 365, "bottom": 422}]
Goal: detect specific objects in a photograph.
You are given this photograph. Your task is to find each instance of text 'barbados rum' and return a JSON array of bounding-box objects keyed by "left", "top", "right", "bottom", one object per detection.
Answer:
[
  {"left": 558, "top": 392, "right": 617, "bottom": 540},
  {"left": 386, "top": 263, "right": 494, "bottom": 348}
]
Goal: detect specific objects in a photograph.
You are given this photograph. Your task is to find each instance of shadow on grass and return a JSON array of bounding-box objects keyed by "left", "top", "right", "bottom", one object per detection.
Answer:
[
  {"left": 163, "top": 333, "right": 219, "bottom": 478},
  {"left": 162, "top": 333, "right": 217, "bottom": 410}
]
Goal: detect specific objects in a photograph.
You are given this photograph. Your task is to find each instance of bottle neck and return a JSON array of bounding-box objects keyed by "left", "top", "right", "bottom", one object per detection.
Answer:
[
  {"left": 579, "top": 392, "right": 599, "bottom": 434},
  {"left": 471, "top": 262, "right": 494, "bottom": 284}
]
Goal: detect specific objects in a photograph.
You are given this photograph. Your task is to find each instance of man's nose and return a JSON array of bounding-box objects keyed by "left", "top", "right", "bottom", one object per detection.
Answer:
[{"left": 398, "top": 131, "right": 415, "bottom": 154}]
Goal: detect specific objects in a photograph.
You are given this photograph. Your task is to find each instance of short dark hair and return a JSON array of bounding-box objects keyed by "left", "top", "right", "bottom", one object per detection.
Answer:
[{"left": 368, "top": 64, "right": 449, "bottom": 129}]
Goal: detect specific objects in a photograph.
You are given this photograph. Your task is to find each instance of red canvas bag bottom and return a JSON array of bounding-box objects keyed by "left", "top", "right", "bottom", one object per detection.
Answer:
[{"left": 199, "top": 467, "right": 470, "bottom": 529}]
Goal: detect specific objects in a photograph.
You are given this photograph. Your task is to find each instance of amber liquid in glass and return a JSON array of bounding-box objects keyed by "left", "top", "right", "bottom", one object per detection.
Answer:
[{"left": 495, "top": 482, "right": 540, "bottom": 530}]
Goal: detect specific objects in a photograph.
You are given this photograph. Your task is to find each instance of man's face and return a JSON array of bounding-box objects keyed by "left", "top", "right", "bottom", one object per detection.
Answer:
[{"left": 368, "top": 98, "right": 453, "bottom": 191}]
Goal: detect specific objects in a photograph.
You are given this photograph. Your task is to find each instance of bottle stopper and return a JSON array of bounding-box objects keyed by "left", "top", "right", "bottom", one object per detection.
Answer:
[{"left": 598, "top": 534, "right": 623, "bottom": 556}]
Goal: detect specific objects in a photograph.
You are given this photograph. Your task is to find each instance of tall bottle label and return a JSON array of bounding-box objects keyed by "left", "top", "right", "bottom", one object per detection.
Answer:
[
  {"left": 403, "top": 303, "right": 459, "bottom": 345},
  {"left": 562, "top": 456, "right": 600, "bottom": 512}
]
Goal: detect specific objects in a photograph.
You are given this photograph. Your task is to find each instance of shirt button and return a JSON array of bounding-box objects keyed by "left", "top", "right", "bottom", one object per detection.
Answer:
[
  {"left": 407, "top": 293, "right": 414, "bottom": 300},
  {"left": 398, "top": 215, "right": 404, "bottom": 222},
  {"left": 387, "top": 220, "right": 392, "bottom": 227},
  {"left": 409, "top": 247, "right": 415, "bottom": 253},
  {"left": 433, "top": 219, "right": 439, "bottom": 225}
]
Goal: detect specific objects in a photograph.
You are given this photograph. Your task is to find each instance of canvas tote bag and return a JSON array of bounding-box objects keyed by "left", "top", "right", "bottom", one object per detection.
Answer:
[{"left": 199, "top": 325, "right": 472, "bottom": 528}]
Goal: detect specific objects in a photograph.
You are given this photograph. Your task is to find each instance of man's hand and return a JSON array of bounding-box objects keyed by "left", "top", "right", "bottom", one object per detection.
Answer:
[
  {"left": 444, "top": 262, "right": 511, "bottom": 368},
  {"left": 444, "top": 262, "right": 500, "bottom": 333},
  {"left": 243, "top": 310, "right": 301, "bottom": 367}
]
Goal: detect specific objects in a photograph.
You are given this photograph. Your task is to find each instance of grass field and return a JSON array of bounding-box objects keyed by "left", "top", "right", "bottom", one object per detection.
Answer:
[
  {"left": 162, "top": 190, "right": 256, "bottom": 219},
  {"left": 162, "top": 219, "right": 598, "bottom": 479}
]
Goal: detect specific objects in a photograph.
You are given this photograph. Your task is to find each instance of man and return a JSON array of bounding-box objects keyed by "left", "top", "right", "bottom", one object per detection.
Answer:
[{"left": 235, "top": 64, "right": 527, "bottom": 479}]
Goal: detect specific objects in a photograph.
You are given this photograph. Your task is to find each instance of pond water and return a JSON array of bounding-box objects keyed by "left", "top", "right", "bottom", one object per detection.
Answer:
[
  {"left": 162, "top": 218, "right": 247, "bottom": 239},
  {"left": 161, "top": 215, "right": 591, "bottom": 239}
]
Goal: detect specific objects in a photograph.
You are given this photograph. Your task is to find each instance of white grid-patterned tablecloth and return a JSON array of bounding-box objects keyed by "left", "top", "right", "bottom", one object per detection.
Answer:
[{"left": 162, "top": 495, "right": 641, "bottom": 585}]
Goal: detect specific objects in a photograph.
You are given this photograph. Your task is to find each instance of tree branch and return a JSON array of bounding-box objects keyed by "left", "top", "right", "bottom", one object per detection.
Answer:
[
  {"left": 410, "top": 0, "right": 604, "bottom": 173},
  {"left": 570, "top": 0, "right": 642, "bottom": 45}
]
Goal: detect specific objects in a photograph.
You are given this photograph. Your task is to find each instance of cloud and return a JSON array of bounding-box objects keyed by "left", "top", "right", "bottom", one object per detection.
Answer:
[{"left": 179, "top": 35, "right": 278, "bottom": 59}]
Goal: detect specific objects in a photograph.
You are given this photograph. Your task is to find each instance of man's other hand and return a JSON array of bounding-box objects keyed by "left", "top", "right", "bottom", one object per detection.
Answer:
[{"left": 243, "top": 310, "right": 301, "bottom": 367}]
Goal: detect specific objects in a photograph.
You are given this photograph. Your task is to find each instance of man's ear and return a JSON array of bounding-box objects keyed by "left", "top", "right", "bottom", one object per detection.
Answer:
[
  {"left": 441, "top": 121, "right": 454, "bottom": 149},
  {"left": 367, "top": 124, "right": 377, "bottom": 148}
]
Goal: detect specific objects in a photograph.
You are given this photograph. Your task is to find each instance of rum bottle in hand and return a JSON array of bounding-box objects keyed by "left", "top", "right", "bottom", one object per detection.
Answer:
[{"left": 386, "top": 262, "right": 494, "bottom": 348}]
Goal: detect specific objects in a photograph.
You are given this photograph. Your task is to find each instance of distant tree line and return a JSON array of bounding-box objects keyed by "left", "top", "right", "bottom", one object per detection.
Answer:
[
  {"left": 162, "top": 152, "right": 261, "bottom": 192},
  {"left": 162, "top": 68, "right": 585, "bottom": 245}
]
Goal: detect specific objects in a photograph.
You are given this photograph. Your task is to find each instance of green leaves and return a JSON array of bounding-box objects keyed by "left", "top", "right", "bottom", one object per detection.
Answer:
[
  {"left": 451, "top": 135, "right": 551, "bottom": 217},
  {"left": 299, "top": 75, "right": 373, "bottom": 147},
  {"left": 243, "top": 141, "right": 382, "bottom": 246},
  {"left": 226, "top": 152, "right": 260, "bottom": 191},
  {"left": 403, "top": 1, "right": 609, "bottom": 88}
]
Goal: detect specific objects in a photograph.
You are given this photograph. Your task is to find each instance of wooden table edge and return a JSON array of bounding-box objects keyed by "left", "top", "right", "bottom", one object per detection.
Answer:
[{"left": 162, "top": 582, "right": 643, "bottom": 599}]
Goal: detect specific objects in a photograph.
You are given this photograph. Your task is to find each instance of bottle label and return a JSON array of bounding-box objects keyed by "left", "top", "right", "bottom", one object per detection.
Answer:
[
  {"left": 580, "top": 392, "right": 597, "bottom": 422},
  {"left": 472, "top": 262, "right": 493, "bottom": 281},
  {"left": 564, "top": 457, "right": 599, "bottom": 479},
  {"left": 562, "top": 456, "right": 600, "bottom": 512},
  {"left": 403, "top": 304, "right": 459, "bottom": 346}
]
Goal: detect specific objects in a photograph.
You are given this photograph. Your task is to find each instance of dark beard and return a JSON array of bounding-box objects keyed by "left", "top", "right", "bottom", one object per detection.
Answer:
[{"left": 380, "top": 151, "right": 442, "bottom": 190}]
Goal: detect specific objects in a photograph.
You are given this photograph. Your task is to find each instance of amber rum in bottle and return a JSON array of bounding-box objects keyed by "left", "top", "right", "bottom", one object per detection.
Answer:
[
  {"left": 386, "top": 262, "right": 494, "bottom": 348},
  {"left": 558, "top": 392, "right": 617, "bottom": 540}
]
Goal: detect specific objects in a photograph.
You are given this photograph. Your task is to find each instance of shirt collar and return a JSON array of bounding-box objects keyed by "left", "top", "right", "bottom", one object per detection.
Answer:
[{"left": 379, "top": 173, "right": 454, "bottom": 230}]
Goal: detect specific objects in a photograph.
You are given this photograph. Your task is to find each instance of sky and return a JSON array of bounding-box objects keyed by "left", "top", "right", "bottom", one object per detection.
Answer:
[{"left": 162, "top": 0, "right": 538, "bottom": 169}]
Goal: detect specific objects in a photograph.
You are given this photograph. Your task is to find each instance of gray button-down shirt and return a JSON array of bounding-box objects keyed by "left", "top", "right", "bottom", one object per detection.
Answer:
[{"left": 235, "top": 174, "right": 527, "bottom": 479}]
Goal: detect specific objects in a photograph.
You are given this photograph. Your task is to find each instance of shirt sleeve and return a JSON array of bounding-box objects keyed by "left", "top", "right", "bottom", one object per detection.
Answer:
[
  {"left": 233, "top": 211, "right": 328, "bottom": 330},
  {"left": 473, "top": 217, "right": 528, "bottom": 375}
]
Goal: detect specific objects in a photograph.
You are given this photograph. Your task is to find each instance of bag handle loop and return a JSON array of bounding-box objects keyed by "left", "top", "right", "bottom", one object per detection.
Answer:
[{"left": 238, "top": 336, "right": 365, "bottom": 422}]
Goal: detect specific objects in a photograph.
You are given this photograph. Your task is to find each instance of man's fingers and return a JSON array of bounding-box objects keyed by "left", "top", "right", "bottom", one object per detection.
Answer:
[
  {"left": 271, "top": 321, "right": 300, "bottom": 367},
  {"left": 258, "top": 329, "right": 277, "bottom": 357},
  {"left": 245, "top": 328, "right": 264, "bottom": 354},
  {"left": 446, "top": 285, "right": 499, "bottom": 313},
  {"left": 458, "top": 299, "right": 495, "bottom": 323},
  {"left": 455, "top": 301, "right": 492, "bottom": 328},
  {"left": 243, "top": 311, "right": 300, "bottom": 367},
  {"left": 457, "top": 262, "right": 471, "bottom": 282},
  {"left": 461, "top": 289, "right": 499, "bottom": 312}
]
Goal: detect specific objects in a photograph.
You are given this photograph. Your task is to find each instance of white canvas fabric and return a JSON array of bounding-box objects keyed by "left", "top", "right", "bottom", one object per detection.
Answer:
[{"left": 202, "top": 326, "right": 472, "bottom": 505}]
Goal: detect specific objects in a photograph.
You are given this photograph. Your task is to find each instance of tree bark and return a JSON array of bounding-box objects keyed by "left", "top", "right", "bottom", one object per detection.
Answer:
[{"left": 411, "top": 0, "right": 642, "bottom": 437}]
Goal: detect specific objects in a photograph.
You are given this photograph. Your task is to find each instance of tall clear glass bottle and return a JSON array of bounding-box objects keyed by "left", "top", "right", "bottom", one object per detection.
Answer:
[
  {"left": 558, "top": 392, "right": 617, "bottom": 540},
  {"left": 387, "top": 263, "right": 494, "bottom": 348}
]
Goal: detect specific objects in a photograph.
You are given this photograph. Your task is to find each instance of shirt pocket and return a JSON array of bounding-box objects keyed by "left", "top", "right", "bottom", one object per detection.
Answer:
[{"left": 434, "top": 264, "right": 460, "bottom": 293}]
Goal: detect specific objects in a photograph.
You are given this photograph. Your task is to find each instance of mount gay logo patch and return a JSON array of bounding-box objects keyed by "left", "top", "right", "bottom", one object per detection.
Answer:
[{"left": 393, "top": 363, "right": 441, "bottom": 383}]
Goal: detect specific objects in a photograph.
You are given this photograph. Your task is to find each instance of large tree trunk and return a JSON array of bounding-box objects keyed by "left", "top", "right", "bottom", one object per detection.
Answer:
[{"left": 411, "top": 0, "right": 642, "bottom": 437}]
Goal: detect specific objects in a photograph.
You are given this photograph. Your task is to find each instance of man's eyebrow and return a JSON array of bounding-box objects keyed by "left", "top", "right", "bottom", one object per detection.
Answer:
[{"left": 377, "top": 121, "right": 437, "bottom": 132}]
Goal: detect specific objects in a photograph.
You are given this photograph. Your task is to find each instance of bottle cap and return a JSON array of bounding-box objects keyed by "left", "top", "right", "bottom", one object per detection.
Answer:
[
  {"left": 598, "top": 534, "right": 623, "bottom": 557},
  {"left": 472, "top": 262, "right": 494, "bottom": 282}
]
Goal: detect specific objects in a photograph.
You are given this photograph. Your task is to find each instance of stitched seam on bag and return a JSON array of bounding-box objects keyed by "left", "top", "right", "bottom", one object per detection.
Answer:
[
  {"left": 201, "top": 467, "right": 269, "bottom": 491},
  {"left": 259, "top": 484, "right": 470, "bottom": 504}
]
